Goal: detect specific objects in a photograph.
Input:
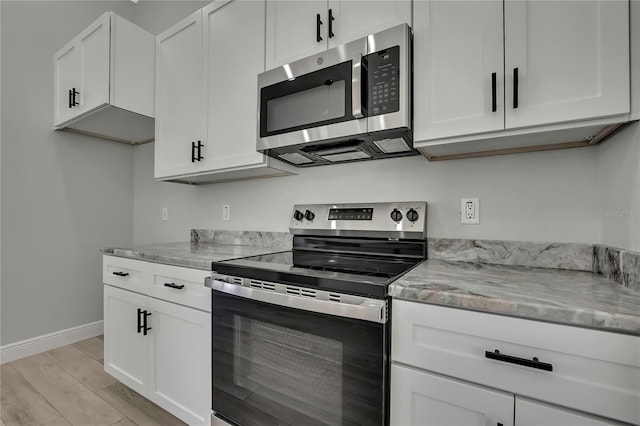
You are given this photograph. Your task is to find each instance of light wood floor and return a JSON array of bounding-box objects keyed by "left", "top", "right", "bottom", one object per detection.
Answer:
[{"left": 0, "top": 336, "right": 187, "bottom": 426}]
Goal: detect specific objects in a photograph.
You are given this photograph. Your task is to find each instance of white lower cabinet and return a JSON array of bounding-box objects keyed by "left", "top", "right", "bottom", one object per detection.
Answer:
[
  {"left": 391, "top": 364, "right": 514, "bottom": 426},
  {"left": 391, "top": 300, "right": 639, "bottom": 426},
  {"left": 104, "top": 285, "right": 149, "bottom": 396},
  {"left": 516, "top": 397, "right": 625, "bottom": 426},
  {"left": 103, "top": 256, "right": 211, "bottom": 426}
]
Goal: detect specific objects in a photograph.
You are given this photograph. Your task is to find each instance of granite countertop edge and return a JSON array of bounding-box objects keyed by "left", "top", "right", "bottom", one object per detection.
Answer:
[
  {"left": 102, "top": 243, "right": 640, "bottom": 336},
  {"left": 390, "top": 260, "right": 640, "bottom": 336}
]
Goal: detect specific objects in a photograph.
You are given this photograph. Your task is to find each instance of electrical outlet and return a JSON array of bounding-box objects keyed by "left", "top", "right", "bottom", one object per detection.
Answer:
[
  {"left": 162, "top": 207, "right": 169, "bottom": 221},
  {"left": 223, "top": 205, "right": 231, "bottom": 221},
  {"left": 461, "top": 198, "right": 479, "bottom": 224}
]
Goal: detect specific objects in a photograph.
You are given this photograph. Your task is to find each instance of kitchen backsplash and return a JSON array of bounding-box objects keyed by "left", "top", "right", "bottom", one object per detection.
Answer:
[
  {"left": 593, "top": 245, "right": 640, "bottom": 292},
  {"left": 189, "top": 230, "right": 638, "bottom": 289},
  {"left": 428, "top": 238, "right": 594, "bottom": 271},
  {"left": 429, "top": 238, "right": 640, "bottom": 291},
  {"left": 191, "top": 229, "right": 292, "bottom": 251}
]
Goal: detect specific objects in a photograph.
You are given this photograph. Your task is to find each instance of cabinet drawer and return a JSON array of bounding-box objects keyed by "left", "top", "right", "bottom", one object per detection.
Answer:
[
  {"left": 147, "top": 263, "right": 211, "bottom": 312},
  {"left": 392, "top": 300, "right": 640, "bottom": 425},
  {"left": 103, "top": 255, "right": 149, "bottom": 293}
]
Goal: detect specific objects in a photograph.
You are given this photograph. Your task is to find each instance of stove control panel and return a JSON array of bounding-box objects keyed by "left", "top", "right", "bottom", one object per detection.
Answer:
[{"left": 290, "top": 202, "right": 427, "bottom": 239}]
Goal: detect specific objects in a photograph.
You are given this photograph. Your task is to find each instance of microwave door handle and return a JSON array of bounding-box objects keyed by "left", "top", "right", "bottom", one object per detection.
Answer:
[{"left": 352, "top": 53, "right": 364, "bottom": 119}]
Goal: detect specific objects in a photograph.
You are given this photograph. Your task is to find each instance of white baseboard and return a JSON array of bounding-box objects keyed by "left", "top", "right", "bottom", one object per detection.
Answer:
[{"left": 0, "top": 320, "right": 104, "bottom": 365}]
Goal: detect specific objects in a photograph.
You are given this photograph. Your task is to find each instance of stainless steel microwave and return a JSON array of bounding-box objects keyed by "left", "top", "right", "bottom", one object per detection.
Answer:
[{"left": 257, "top": 24, "right": 414, "bottom": 167}]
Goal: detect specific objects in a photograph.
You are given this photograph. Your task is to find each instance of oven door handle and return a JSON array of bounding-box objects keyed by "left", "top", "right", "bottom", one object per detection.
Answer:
[
  {"left": 352, "top": 53, "right": 364, "bottom": 119},
  {"left": 205, "top": 277, "right": 387, "bottom": 324}
]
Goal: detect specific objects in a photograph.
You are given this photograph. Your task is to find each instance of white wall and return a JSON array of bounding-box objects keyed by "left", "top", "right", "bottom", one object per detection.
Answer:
[
  {"left": 133, "top": 135, "right": 609, "bottom": 245},
  {"left": 0, "top": 1, "right": 136, "bottom": 346},
  {"left": 598, "top": 122, "right": 640, "bottom": 251}
]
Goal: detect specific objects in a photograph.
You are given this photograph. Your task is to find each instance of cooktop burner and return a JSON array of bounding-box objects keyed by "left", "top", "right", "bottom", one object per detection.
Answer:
[{"left": 211, "top": 202, "right": 428, "bottom": 298}]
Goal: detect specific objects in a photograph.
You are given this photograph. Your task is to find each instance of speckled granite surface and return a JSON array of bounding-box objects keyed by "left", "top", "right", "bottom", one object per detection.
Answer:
[
  {"left": 428, "top": 238, "right": 594, "bottom": 271},
  {"left": 102, "top": 230, "right": 291, "bottom": 271},
  {"left": 593, "top": 245, "right": 640, "bottom": 292},
  {"left": 390, "top": 260, "right": 640, "bottom": 335},
  {"left": 191, "top": 229, "right": 292, "bottom": 250}
]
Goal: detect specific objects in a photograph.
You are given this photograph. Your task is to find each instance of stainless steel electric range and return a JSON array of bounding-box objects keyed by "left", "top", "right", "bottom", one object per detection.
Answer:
[{"left": 205, "top": 202, "right": 427, "bottom": 426}]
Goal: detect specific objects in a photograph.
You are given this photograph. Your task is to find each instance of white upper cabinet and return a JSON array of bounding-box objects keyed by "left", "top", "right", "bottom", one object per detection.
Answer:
[
  {"left": 53, "top": 12, "right": 155, "bottom": 144},
  {"left": 413, "top": 0, "right": 504, "bottom": 141},
  {"left": 265, "top": 0, "right": 411, "bottom": 69},
  {"left": 414, "top": 0, "right": 631, "bottom": 160},
  {"left": 154, "top": 11, "right": 204, "bottom": 178},
  {"left": 266, "top": 0, "right": 327, "bottom": 69},
  {"left": 203, "top": 0, "right": 271, "bottom": 171},
  {"left": 326, "top": 0, "right": 411, "bottom": 49},
  {"left": 504, "top": 0, "right": 630, "bottom": 128},
  {"left": 154, "top": 0, "right": 296, "bottom": 184}
]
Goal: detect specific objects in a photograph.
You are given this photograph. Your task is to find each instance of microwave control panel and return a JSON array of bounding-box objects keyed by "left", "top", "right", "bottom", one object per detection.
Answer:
[{"left": 366, "top": 45, "right": 400, "bottom": 117}]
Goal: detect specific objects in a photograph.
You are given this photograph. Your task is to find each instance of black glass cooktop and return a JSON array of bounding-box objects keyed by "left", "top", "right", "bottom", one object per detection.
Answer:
[{"left": 211, "top": 249, "right": 422, "bottom": 298}]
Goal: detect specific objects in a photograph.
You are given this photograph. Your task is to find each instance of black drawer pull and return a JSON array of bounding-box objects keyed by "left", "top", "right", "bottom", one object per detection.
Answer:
[
  {"left": 113, "top": 271, "right": 129, "bottom": 277},
  {"left": 164, "top": 282, "right": 185, "bottom": 290},
  {"left": 491, "top": 72, "right": 497, "bottom": 112},
  {"left": 485, "top": 350, "right": 552, "bottom": 371},
  {"left": 513, "top": 67, "right": 519, "bottom": 109}
]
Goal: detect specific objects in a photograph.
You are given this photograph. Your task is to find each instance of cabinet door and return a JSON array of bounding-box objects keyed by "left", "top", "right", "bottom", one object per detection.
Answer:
[
  {"left": 76, "top": 12, "right": 111, "bottom": 116},
  {"left": 103, "top": 285, "right": 149, "bottom": 396},
  {"left": 413, "top": 0, "right": 504, "bottom": 142},
  {"left": 147, "top": 297, "right": 211, "bottom": 426},
  {"left": 265, "top": 0, "right": 327, "bottom": 69},
  {"left": 203, "top": 0, "right": 268, "bottom": 172},
  {"left": 504, "top": 0, "right": 629, "bottom": 129},
  {"left": 516, "top": 397, "right": 624, "bottom": 426},
  {"left": 391, "top": 363, "right": 514, "bottom": 426},
  {"left": 327, "top": 0, "right": 411, "bottom": 48},
  {"left": 154, "top": 11, "right": 205, "bottom": 179},
  {"left": 53, "top": 41, "right": 81, "bottom": 126}
]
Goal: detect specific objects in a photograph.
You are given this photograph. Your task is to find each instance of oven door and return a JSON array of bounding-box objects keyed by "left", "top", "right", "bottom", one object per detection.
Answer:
[{"left": 209, "top": 281, "right": 388, "bottom": 426}]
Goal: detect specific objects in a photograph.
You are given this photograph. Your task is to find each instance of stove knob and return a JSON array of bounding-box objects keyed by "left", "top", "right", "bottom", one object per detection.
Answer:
[
  {"left": 390, "top": 208, "right": 403, "bottom": 222},
  {"left": 293, "top": 210, "right": 304, "bottom": 221},
  {"left": 304, "top": 209, "right": 315, "bottom": 221},
  {"left": 406, "top": 208, "right": 419, "bottom": 222}
]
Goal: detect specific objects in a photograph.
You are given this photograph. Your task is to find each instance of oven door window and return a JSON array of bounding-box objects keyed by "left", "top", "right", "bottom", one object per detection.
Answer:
[
  {"left": 212, "top": 290, "right": 386, "bottom": 426},
  {"left": 259, "top": 61, "right": 353, "bottom": 137}
]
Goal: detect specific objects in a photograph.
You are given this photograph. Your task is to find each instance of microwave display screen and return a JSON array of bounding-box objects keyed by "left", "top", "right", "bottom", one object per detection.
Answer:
[
  {"left": 328, "top": 208, "right": 374, "bottom": 221},
  {"left": 366, "top": 45, "right": 400, "bottom": 117}
]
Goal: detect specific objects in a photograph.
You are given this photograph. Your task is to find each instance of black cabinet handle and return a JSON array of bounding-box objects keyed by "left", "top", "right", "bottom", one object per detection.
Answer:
[
  {"left": 143, "top": 311, "right": 152, "bottom": 335},
  {"left": 164, "top": 282, "right": 185, "bottom": 290},
  {"left": 316, "top": 13, "right": 323, "bottom": 43},
  {"left": 196, "top": 140, "right": 204, "bottom": 161},
  {"left": 68, "top": 88, "right": 79, "bottom": 107},
  {"left": 137, "top": 308, "right": 144, "bottom": 334},
  {"left": 513, "top": 67, "right": 519, "bottom": 109},
  {"left": 191, "top": 141, "right": 204, "bottom": 162},
  {"left": 485, "top": 350, "right": 553, "bottom": 371},
  {"left": 328, "top": 9, "right": 335, "bottom": 38},
  {"left": 491, "top": 72, "right": 497, "bottom": 112},
  {"left": 113, "top": 271, "right": 129, "bottom": 277}
]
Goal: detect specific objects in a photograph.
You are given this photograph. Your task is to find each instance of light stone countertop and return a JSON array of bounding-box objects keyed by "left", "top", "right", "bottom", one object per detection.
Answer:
[
  {"left": 390, "top": 259, "right": 640, "bottom": 335},
  {"left": 102, "top": 241, "right": 286, "bottom": 270}
]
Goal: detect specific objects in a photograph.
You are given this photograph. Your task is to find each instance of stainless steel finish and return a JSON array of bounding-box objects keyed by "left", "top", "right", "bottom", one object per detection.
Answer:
[
  {"left": 366, "top": 24, "right": 412, "bottom": 135},
  {"left": 257, "top": 37, "right": 368, "bottom": 151},
  {"left": 352, "top": 53, "right": 364, "bottom": 119},
  {"left": 205, "top": 275, "right": 388, "bottom": 324},
  {"left": 289, "top": 202, "right": 427, "bottom": 239},
  {"left": 256, "top": 24, "right": 411, "bottom": 155}
]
